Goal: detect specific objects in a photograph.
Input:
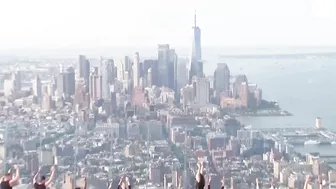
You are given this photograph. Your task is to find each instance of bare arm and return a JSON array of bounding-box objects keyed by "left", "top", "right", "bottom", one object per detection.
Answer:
[
  {"left": 9, "top": 165, "right": 20, "bottom": 186},
  {"left": 195, "top": 162, "right": 201, "bottom": 182},
  {"left": 304, "top": 175, "right": 309, "bottom": 189},
  {"left": 126, "top": 177, "right": 131, "bottom": 189},
  {"left": 200, "top": 161, "right": 204, "bottom": 175},
  {"left": 207, "top": 176, "right": 211, "bottom": 189},
  {"left": 84, "top": 178, "right": 87, "bottom": 189},
  {"left": 45, "top": 166, "right": 55, "bottom": 186},
  {"left": 221, "top": 177, "right": 225, "bottom": 189},
  {"left": 33, "top": 167, "right": 42, "bottom": 184},
  {"left": 33, "top": 173, "right": 38, "bottom": 184},
  {"left": 117, "top": 177, "right": 123, "bottom": 189},
  {"left": 178, "top": 176, "right": 182, "bottom": 189},
  {"left": 70, "top": 177, "right": 74, "bottom": 189},
  {"left": 107, "top": 181, "right": 112, "bottom": 189},
  {"left": 318, "top": 175, "right": 323, "bottom": 189}
]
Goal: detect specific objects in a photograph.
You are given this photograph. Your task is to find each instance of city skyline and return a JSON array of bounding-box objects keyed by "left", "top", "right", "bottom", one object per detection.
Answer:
[{"left": 1, "top": 0, "right": 336, "bottom": 49}]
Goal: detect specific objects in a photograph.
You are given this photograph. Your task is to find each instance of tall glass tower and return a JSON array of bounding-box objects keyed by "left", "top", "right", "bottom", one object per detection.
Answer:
[
  {"left": 191, "top": 11, "right": 201, "bottom": 61},
  {"left": 188, "top": 11, "right": 203, "bottom": 83}
]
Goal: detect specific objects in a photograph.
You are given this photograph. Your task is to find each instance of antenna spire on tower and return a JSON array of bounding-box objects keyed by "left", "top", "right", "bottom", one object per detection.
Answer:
[{"left": 194, "top": 10, "right": 197, "bottom": 27}]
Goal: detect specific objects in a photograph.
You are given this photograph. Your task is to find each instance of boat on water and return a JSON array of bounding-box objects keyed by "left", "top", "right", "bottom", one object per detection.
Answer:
[
  {"left": 304, "top": 140, "right": 320, "bottom": 145},
  {"left": 304, "top": 140, "right": 332, "bottom": 146}
]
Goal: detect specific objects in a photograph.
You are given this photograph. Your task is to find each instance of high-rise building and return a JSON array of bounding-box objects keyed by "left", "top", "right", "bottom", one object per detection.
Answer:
[
  {"left": 56, "top": 72, "right": 64, "bottom": 97},
  {"left": 123, "top": 56, "right": 131, "bottom": 72},
  {"left": 32, "top": 75, "right": 42, "bottom": 98},
  {"left": 191, "top": 11, "right": 201, "bottom": 61},
  {"left": 56, "top": 67, "right": 75, "bottom": 98},
  {"left": 147, "top": 68, "right": 152, "bottom": 87},
  {"left": 143, "top": 59, "right": 158, "bottom": 86},
  {"left": 214, "top": 63, "right": 230, "bottom": 103},
  {"left": 169, "top": 49, "right": 178, "bottom": 90},
  {"left": 64, "top": 67, "right": 76, "bottom": 96},
  {"left": 133, "top": 52, "right": 140, "bottom": 87},
  {"left": 78, "top": 55, "right": 90, "bottom": 87},
  {"left": 101, "top": 59, "right": 114, "bottom": 99},
  {"left": 158, "top": 44, "right": 170, "bottom": 87},
  {"left": 3, "top": 79, "right": 15, "bottom": 97},
  {"left": 12, "top": 71, "right": 21, "bottom": 93},
  {"left": 195, "top": 77, "right": 210, "bottom": 105},
  {"left": 89, "top": 73, "right": 102, "bottom": 102},
  {"left": 176, "top": 59, "right": 188, "bottom": 93},
  {"left": 42, "top": 86, "right": 52, "bottom": 111},
  {"left": 188, "top": 11, "right": 203, "bottom": 83}
]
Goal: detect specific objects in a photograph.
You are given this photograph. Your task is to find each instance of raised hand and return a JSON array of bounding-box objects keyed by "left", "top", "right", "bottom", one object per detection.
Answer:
[
  {"left": 199, "top": 159, "right": 204, "bottom": 166},
  {"left": 119, "top": 176, "right": 124, "bottom": 184},
  {"left": 318, "top": 174, "right": 322, "bottom": 184},
  {"left": 197, "top": 162, "right": 201, "bottom": 169},
  {"left": 305, "top": 175, "right": 310, "bottom": 183},
  {"left": 13, "top": 165, "right": 19, "bottom": 170},
  {"left": 50, "top": 165, "right": 56, "bottom": 173},
  {"left": 178, "top": 176, "right": 182, "bottom": 185}
]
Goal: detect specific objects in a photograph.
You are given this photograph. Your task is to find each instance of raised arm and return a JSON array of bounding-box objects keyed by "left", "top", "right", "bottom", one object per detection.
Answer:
[
  {"left": 107, "top": 181, "right": 112, "bottom": 189},
  {"left": 84, "top": 177, "right": 87, "bottom": 189},
  {"left": 126, "top": 176, "right": 131, "bottom": 189},
  {"left": 195, "top": 162, "right": 201, "bottom": 182},
  {"left": 318, "top": 175, "right": 322, "bottom": 189},
  {"left": 304, "top": 175, "right": 310, "bottom": 189},
  {"left": 178, "top": 176, "right": 182, "bottom": 189},
  {"left": 221, "top": 176, "right": 224, "bottom": 189},
  {"left": 117, "top": 176, "right": 123, "bottom": 189},
  {"left": 207, "top": 176, "right": 211, "bottom": 189},
  {"left": 200, "top": 160, "right": 204, "bottom": 175},
  {"left": 45, "top": 166, "right": 55, "bottom": 186},
  {"left": 33, "top": 167, "right": 42, "bottom": 184},
  {"left": 9, "top": 165, "right": 20, "bottom": 186},
  {"left": 256, "top": 178, "right": 260, "bottom": 189}
]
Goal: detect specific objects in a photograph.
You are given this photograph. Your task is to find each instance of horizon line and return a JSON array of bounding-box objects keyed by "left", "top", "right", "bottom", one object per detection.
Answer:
[{"left": 1, "top": 45, "right": 336, "bottom": 51}]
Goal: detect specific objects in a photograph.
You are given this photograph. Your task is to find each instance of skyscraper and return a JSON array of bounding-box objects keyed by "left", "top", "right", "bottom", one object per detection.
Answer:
[
  {"left": 133, "top": 52, "right": 140, "bottom": 87},
  {"left": 191, "top": 11, "right": 201, "bottom": 61},
  {"left": 101, "top": 59, "right": 114, "bottom": 100},
  {"left": 89, "top": 73, "right": 102, "bottom": 102},
  {"left": 32, "top": 75, "right": 42, "bottom": 98},
  {"left": 214, "top": 63, "right": 230, "bottom": 103},
  {"left": 188, "top": 11, "right": 203, "bottom": 83},
  {"left": 64, "top": 67, "right": 76, "bottom": 96},
  {"left": 56, "top": 67, "right": 75, "bottom": 98},
  {"left": 195, "top": 77, "right": 210, "bottom": 105},
  {"left": 175, "top": 59, "right": 188, "bottom": 90},
  {"left": 158, "top": 44, "right": 170, "bottom": 87},
  {"left": 169, "top": 49, "right": 178, "bottom": 90},
  {"left": 78, "top": 55, "right": 90, "bottom": 87}
]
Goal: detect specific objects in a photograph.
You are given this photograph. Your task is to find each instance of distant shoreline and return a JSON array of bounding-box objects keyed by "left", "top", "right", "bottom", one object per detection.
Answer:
[
  {"left": 231, "top": 109, "right": 293, "bottom": 117},
  {"left": 220, "top": 52, "right": 336, "bottom": 59}
]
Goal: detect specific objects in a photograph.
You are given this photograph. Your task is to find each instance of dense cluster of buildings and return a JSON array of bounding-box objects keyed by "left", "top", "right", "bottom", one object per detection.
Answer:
[
  {"left": 0, "top": 12, "right": 326, "bottom": 189},
  {"left": 3, "top": 12, "right": 264, "bottom": 118}
]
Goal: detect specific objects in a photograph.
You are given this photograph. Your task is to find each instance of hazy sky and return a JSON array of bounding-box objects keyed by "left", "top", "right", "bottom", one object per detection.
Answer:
[{"left": 0, "top": 0, "right": 336, "bottom": 48}]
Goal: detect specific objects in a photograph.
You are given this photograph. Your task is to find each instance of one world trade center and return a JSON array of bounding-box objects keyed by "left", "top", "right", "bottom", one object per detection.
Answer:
[{"left": 188, "top": 11, "right": 204, "bottom": 83}]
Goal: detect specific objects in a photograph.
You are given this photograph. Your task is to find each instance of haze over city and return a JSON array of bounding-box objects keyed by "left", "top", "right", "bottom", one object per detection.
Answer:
[
  {"left": 1, "top": 0, "right": 336, "bottom": 49},
  {"left": 0, "top": 0, "right": 336, "bottom": 189}
]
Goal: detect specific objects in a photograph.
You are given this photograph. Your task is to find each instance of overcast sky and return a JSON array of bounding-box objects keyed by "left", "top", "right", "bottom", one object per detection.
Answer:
[{"left": 0, "top": 0, "right": 336, "bottom": 49}]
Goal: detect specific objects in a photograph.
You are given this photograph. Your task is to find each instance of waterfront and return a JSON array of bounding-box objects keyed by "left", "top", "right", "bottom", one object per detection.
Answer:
[{"left": 204, "top": 55, "right": 336, "bottom": 155}]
